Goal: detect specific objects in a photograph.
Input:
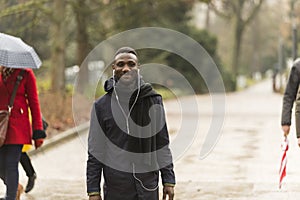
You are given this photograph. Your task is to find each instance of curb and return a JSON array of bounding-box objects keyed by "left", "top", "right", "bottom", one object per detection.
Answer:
[{"left": 28, "top": 122, "right": 90, "bottom": 156}]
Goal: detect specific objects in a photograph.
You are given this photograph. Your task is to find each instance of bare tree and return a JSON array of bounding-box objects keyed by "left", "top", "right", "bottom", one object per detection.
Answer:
[
  {"left": 209, "top": 0, "right": 264, "bottom": 90},
  {"left": 0, "top": 0, "right": 67, "bottom": 93}
]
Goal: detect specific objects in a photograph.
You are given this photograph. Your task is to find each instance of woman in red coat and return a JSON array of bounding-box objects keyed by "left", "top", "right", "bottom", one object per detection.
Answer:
[{"left": 0, "top": 66, "right": 46, "bottom": 200}]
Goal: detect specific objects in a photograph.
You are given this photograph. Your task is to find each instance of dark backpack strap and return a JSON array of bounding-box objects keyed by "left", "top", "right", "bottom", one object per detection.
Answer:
[{"left": 8, "top": 70, "right": 26, "bottom": 113}]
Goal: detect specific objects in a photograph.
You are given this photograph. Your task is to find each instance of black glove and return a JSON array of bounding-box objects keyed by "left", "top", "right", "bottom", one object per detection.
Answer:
[{"left": 32, "top": 130, "right": 46, "bottom": 140}]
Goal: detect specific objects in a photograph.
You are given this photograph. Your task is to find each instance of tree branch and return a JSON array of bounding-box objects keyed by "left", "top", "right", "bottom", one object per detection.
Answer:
[
  {"left": 209, "top": 1, "right": 232, "bottom": 19},
  {"left": 0, "top": 0, "right": 50, "bottom": 18},
  {"left": 244, "top": 0, "right": 264, "bottom": 26}
]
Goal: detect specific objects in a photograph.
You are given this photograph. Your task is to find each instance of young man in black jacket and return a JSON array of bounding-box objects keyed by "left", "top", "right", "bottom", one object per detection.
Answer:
[{"left": 86, "top": 47, "right": 175, "bottom": 200}]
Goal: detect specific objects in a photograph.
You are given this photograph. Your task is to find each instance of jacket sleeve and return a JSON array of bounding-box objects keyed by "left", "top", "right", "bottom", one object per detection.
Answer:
[
  {"left": 87, "top": 103, "right": 105, "bottom": 194},
  {"left": 155, "top": 96, "right": 176, "bottom": 186},
  {"left": 282, "top": 65, "right": 300, "bottom": 126},
  {"left": 87, "top": 152, "right": 103, "bottom": 194},
  {"left": 25, "top": 69, "right": 43, "bottom": 131},
  {"left": 157, "top": 124, "right": 176, "bottom": 186}
]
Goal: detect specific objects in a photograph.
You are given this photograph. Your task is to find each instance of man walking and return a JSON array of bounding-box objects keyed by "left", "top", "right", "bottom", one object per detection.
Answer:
[
  {"left": 86, "top": 47, "right": 175, "bottom": 200},
  {"left": 282, "top": 59, "right": 300, "bottom": 145}
]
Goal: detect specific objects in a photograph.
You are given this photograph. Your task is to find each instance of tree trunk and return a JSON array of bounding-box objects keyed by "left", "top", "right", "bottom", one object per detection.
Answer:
[
  {"left": 232, "top": 16, "right": 244, "bottom": 90},
  {"left": 50, "top": 0, "right": 66, "bottom": 93},
  {"left": 205, "top": 4, "right": 210, "bottom": 30},
  {"left": 74, "top": 0, "right": 90, "bottom": 93}
]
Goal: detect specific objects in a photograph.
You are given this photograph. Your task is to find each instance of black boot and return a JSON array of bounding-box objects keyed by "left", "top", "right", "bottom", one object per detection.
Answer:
[{"left": 25, "top": 173, "right": 36, "bottom": 193}]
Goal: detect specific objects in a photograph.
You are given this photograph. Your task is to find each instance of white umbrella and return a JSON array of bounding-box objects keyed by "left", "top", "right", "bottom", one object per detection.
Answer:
[{"left": 0, "top": 32, "right": 42, "bottom": 69}]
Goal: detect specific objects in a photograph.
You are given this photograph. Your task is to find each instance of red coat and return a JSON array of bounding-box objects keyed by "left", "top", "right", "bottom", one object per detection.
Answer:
[{"left": 0, "top": 68, "right": 43, "bottom": 144}]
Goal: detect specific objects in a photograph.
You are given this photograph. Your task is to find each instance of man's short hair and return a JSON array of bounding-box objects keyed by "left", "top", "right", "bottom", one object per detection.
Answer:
[{"left": 114, "top": 47, "right": 138, "bottom": 58}]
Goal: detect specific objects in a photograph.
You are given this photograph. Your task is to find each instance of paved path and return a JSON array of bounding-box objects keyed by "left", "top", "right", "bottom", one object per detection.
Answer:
[
  {"left": 174, "top": 79, "right": 300, "bottom": 199},
  {"left": 1, "top": 79, "right": 300, "bottom": 199}
]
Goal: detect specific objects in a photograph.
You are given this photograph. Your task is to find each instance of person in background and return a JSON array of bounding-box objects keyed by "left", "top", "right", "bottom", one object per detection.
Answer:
[
  {"left": 86, "top": 47, "right": 175, "bottom": 200},
  {"left": 0, "top": 66, "right": 46, "bottom": 200},
  {"left": 281, "top": 59, "right": 300, "bottom": 144}
]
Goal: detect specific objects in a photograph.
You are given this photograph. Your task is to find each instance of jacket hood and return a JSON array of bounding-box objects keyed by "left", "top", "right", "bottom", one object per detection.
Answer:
[{"left": 104, "top": 77, "right": 160, "bottom": 100}]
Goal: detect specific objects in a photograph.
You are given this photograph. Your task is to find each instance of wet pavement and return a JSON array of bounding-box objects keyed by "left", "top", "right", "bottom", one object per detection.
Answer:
[{"left": 1, "top": 79, "right": 299, "bottom": 199}]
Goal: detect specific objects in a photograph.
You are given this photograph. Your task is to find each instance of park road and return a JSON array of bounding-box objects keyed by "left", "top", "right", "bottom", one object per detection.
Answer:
[{"left": 2, "top": 79, "right": 300, "bottom": 200}]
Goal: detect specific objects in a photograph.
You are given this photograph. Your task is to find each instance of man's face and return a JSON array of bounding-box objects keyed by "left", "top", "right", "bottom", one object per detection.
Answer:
[{"left": 113, "top": 53, "right": 139, "bottom": 85}]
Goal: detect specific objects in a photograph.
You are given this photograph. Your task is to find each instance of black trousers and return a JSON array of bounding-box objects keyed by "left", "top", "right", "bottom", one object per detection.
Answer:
[
  {"left": 0, "top": 145, "right": 23, "bottom": 200},
  {"left": 20, "top": 152, "right": 35, "bottom": 177}
]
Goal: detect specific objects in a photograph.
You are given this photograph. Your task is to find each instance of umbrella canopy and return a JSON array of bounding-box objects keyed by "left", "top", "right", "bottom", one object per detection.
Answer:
[
  {"left": 0, "top": 33, "right": 42, "bottom": 69},
  {"left": 279, "top": 137, "right": 289, "bottom": 189}
]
